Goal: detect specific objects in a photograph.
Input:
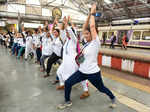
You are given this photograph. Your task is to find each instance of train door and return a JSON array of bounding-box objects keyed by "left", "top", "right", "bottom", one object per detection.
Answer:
[{"left": 117, "top": 30, "right": 127, "bottom": 44}]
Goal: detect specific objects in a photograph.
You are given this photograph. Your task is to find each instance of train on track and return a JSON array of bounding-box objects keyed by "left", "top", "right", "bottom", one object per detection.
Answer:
[{"left": 78, "top": 24, "right": 150, "bottom": 48}]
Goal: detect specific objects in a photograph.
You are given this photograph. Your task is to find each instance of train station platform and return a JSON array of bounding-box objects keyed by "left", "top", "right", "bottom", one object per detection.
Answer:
[
  {"left": 101, "top": 47, "right": 150, "bottom": 56},
  {"left": 0, "top": 47, "right": 150, "bottom": 112}
]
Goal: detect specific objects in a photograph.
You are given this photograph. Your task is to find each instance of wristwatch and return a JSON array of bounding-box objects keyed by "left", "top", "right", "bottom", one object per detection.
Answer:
[{"left": 91, "top": 13, "right": 96, "bottom": 16}]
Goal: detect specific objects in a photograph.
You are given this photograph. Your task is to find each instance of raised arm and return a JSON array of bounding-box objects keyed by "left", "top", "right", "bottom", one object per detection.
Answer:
[
  {"left": 90, "top": 4, "right": 98, "bottom": 40},
  {"left": 59, "top": 16, "right": 68, "bottom": 43},
  {"left": 82, "top": 13, "right": 91, "bottom": 32},
  {"left": 67, "top": 16, "right": 77, "bottom": 42},
  {"left": 52, "top": 18, "right": 58, "bottom": 33},
  {"left": 61, "top": 16, "right": 67, "bottom": 30}
]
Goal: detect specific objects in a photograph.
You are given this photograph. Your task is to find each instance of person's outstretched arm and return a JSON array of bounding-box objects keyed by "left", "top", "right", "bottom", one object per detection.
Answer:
[
  {"left": 52, "top": 18, "right": 58, "bottom": 33},
  {"left": 90, "top": 4, "right": 97, "bottom": 40},
  {"left": 82, "top": 13, "right": 91, "bottom": 32}
]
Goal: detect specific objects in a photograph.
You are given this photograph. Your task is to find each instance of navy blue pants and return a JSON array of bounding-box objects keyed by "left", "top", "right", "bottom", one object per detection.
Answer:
[
  {"left": 56, "top": 76, "right": 59, "bottom": 81},
  {"left": 16, "top": 45, "right": 21, "bottom": 56},
  {"left": 36, "top": 48, "right": 42, "bottom": 62},
  {"left": 46, "top": 53, "right": 60, "bottom": 74},
  {"left": 12, "top": 43, "right": 17, "bottom": 55},
  {"left": 65, "top": 71, "right": 115, "bottom": 102}
]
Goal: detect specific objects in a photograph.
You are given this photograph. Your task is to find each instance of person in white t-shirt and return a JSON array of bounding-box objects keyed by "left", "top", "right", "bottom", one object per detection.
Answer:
[
  {"left": 32, "top": 29, "right": 40, "bottom": 62},
  {"left": 25, "top": 31, "right": 33, "bottom": 60},
  {"left": 34, "top": 29, "right": 43, "bottom": 64},
  {"left": 56, "top": 16, "right": 89, "bottom": 99},
  {"left": 17, "top": 32, "right": 26, "bottom": 60},
  {"left": 0, "top": 33, "right": 2, "bottom": 45},
  {"left": 15, "top": 33, "right": 23, "bottom": 56},
  {"left": 57, "top": 4, "right": 116, "bottom": 109},
  {"left": 4, "top": 34, "right": 9, "bottom": 48},
  {"left": 11, "top": 32, "right": 18, "bottom": 55},
  {"left": 40, "top": 32, "right": 53, "bottom": 72},
  {"left": 7, "top": 31, "right": 15, "bottom": 49},
  {"left": 1, "top": 33, "right": 5, "bottom": 46},
  {"left": 44, "top": 19, "right": 64, "bottom": 78}
]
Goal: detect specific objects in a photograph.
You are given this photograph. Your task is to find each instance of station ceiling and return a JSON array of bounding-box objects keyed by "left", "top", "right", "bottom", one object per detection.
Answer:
[
  {"left": 70, "top": 0, "right": 150, "bottom": 22},
  {"left": 2, "top": 0, "right": 150, "bottom": 23},
  {"left": 42, "top": 0, "right": 150, "bottom": 22}
]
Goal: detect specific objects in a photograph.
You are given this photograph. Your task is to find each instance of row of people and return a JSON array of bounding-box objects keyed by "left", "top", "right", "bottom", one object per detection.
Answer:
[
  {"left": 0, "top": 20, "right": 90, "bottom": 99},
  {"left": 0, "top": 4, "right": 116, "bottom": 110}
]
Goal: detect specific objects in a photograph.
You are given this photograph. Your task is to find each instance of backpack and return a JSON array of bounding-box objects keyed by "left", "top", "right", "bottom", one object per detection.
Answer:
[
  {"left": 125, "top": 36, "right": 129, "bottom": 42},
  {"left": 112, "top": 36, "right": 116, "bottom": 42}
]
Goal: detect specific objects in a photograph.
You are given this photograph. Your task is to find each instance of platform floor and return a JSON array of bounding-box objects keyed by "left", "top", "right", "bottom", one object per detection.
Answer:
[
  {"left": 101, "top": 46, "right": 150, "bottom": 56},
  {"left": 0, "top": 47, "right": 150, "bottom": 112}
]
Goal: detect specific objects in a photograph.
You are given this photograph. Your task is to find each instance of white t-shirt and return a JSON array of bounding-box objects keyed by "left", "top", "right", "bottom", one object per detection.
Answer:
[
  {"left": 32, "top": 34, "right": 37, "bottom": 45},
  {"left": 16, "top": 38, "right": 20, "bottom": 44},
  {"left": 0, "top": 34, "right": 2, "bottom": 39},
  {"left": 13, "top": 37, "right": 18, "bottom": 43},
  {"left": 22, "top": 31, "right": 26, "bottom": 37},
  {"left": 51, "top": 34, "right": 63, "bottom": 57},
  {"left": 79, "top": 36, "right": 101, "bottom": 74},
  {"left": 60, "top": 30, "right": 67, "bottom": 42},
  {"left": 34, "top": 34, "right": 41, "bottom": 48},
  {"left": 17, "top": 38, "right": 23, "bottom": 46},
  {"left": 19, "top": 38, "right": 26, "bottom": 47},
  {"left": 26, "top": 36, "right": 33, "bottom": 47},
  {"left": 40, "top": 32, "right": 46, "bottom": 38},
  {"left": 42, "top": 37, "right": 53, "bottom": 56}
]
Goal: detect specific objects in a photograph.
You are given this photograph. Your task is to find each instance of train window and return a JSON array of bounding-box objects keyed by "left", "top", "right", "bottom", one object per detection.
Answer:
[
  {"left": 132, "top": 31, "right": 141, "bottom": 40},
  {"left": 108, "top": 32, "right": 114, "bottom": 40},
  {"left": 142, "top": 31, "right": 150, "bottom": 40}
]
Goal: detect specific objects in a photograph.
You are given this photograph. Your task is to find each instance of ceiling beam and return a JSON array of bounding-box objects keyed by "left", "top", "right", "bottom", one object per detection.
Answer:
[
  {"left": 70, "top": 0, "right": 88, "bottom": 14},
  {"left": 137, "top": 0, "right": 150, "bottom": 8},
  {"left": 43, "top": 0, "right": 57, "bottom": 6}
]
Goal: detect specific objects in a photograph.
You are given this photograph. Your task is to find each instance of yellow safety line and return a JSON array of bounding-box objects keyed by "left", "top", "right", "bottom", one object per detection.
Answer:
[
  {"left": 113, "top": 91, "right": 150, "bottom": 112},
  {"left": 102, "top": 72, "right": 150, "bottom": 94},
  {"left": 89, "top": 83, "right": 150, "bottom": 112},
  {"left": 88, "top": 77, "right": 150, "bottom": 112}
]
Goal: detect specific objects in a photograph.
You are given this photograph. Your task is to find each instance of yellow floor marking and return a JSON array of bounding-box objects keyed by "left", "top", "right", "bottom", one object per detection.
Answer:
[
  {"left": 102, "top": 72, "right": 150, "bottom": 94},
  {"left": 114, "top": 92, "right": 150, "bottom": 112},
  {"left": 88, "top": 83, "right": 150, "bottom": 112}
]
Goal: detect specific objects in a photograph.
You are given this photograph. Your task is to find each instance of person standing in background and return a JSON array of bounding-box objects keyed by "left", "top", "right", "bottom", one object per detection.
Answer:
[
  {"left": 110, "top": 33, "right": 116, "bottom": 49},
  {"left": 102, "top": 33, "right": 106, "bottom": 47},
  {"left": 122, "top": 34, "right": 128, "bottom": 50}
]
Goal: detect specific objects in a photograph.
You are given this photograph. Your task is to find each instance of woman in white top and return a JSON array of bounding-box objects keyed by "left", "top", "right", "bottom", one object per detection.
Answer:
[
  {"left": 57, "top": 4, "right": 116, "bottom": 109},
  {"left": 44, "top": 19, "right": 64, "bottom": 78},
  {"left": 25, "top": 31, "right": 33, "bottom": 60},
  {"left": 0, "top": 33, "right": 2, "bottom": 45},
  {"left": 17, "top": 32, "right": 26, "bottom": 60},
  {"left": 40, "top": 32, "right": 53, "bottom": 72},
  {"left": 15, "top": 33, "right": 23, "bottom": 56},
  {"left": 32, "top": 30, "right": 38, "bottom": 62},
  {"left": 11, "top": 32, "right": 18, "bottom": 55},
  {"left": 33, "top": 29, "right": 42, "bottom": 63},
  {"left": 56, "top": 17, "right": 89, "bottom": 99}
]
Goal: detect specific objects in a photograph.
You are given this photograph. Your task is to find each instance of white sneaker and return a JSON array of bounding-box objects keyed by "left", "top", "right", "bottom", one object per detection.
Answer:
[
  {"left": 109, "top": 98, "right": 117, "bottom": 108},
  {"left": 57, "top": 101, "right": 72, "bottom": 109}
]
